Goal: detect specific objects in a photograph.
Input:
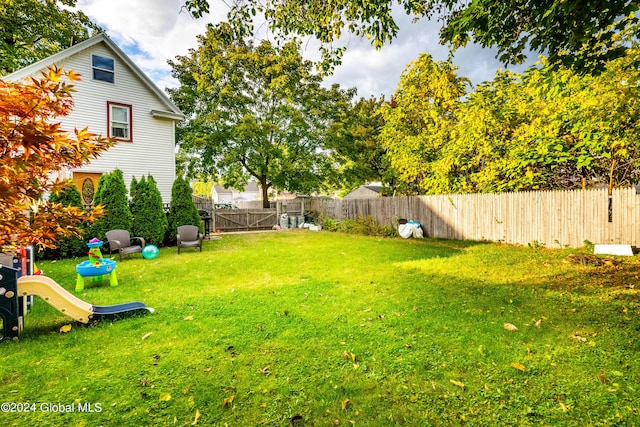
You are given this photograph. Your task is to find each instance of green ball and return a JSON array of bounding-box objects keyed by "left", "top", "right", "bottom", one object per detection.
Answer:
[{"left": 142, "top": 245, "right": 159, "bottom": 259}]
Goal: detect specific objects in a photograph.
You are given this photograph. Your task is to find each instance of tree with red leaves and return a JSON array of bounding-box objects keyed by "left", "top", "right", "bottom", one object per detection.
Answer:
[{"left": 0, "top": 67, "right": 114, "bottom": 252}]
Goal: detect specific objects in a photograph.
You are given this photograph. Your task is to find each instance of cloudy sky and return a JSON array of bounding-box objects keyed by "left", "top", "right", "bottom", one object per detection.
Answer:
[{"left": 76, "top": 0, "right": 535, "bottom": 99}]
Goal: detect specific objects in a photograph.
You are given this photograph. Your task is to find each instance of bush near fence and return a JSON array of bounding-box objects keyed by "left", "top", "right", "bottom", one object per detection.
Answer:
[{"left": 310, "top": 188, "right": 640, "bottom": 248}]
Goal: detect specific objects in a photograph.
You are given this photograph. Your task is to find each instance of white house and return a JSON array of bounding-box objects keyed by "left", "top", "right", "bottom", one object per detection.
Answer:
[
  {"left": 234, "top": 181, "right": 260, "bottom": 202},
  {"left": 211, "top": 181, "right": 261, "bottom": 204},
  {"left": 211, "top": 185, "right": 234, "bottom": 204},
  {"left": 5, "top": 33, "right": 183, "bottom": 205}
]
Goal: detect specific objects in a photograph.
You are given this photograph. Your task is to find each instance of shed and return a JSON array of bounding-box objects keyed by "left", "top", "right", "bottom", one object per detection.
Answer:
[{"left": 344, "top": 184, "right": 384, "bottom": 199}]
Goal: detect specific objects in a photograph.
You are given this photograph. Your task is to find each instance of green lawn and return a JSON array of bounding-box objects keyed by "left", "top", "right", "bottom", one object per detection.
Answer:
[{"left": 1, "top": 231, "right": 639, "bottom": 426}]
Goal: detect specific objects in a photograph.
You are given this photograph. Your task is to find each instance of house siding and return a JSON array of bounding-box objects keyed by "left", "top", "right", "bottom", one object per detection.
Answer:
[{"left": 7, "top": 39, "right": 178, "bottom": 203}]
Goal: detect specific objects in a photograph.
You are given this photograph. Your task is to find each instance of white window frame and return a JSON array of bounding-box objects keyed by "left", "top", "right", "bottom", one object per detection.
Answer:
[{"left": 107, "top": 102, "right": 132, "bottom": 142}]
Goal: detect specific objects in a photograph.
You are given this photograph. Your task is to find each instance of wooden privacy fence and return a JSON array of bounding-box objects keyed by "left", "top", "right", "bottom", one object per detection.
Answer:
[
  {"left": 310, "top": 188, "right": 640, "bottom": 248},
  {"left": 213, "top": 209, "right": 277, "bottom": 231},
  {"left": 210, "top": 200, "right": 307, "bottom": 232}
]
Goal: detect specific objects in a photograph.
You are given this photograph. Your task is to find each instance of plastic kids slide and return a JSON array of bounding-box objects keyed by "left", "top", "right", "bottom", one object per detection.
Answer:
[{"left": 16, "top": 275, "right": 153, "bottom": 323}]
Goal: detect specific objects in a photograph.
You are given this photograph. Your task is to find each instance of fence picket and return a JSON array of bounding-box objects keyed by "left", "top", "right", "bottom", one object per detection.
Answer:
[{"left": 309, "top": 188, "right": 640, "bottom": 248}]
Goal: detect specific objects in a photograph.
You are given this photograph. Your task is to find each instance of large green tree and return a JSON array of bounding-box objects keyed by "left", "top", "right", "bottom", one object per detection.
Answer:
[
  {"left": 0, "top": 0, "right": 101, "bottom": 75},
  {"left": 379, "top": 54, "right": 469, "bottom": 194},
  {"left": 385, "top": 45, "right": 640, "bottom": 195},
  {"left": 183, "top": 0, "right": 639, "bottom": 73},
  {"left": 325, "top": 96, "right": 396, "bottom": 195},
  {"left": 433, "top": 70, "right": 531, "bottom": 193},
  {"left": 169, "top": 23, "right": 354, "bottom": 207}
]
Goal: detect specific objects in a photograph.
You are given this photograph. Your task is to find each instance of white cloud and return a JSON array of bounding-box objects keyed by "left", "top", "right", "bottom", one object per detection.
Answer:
[
  {"left": 321, "top": 16, "right": 448, "bottom": 98},
  {"left": 77, "top": 0, "right": 213, "bottom": 81},
  {"left": 75, "top": 1, "right": 534, "bottom": 98}
]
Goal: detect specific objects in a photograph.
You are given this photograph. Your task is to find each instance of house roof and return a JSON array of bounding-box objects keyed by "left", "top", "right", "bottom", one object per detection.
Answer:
[
  {"left": 213, "top": 185, "right": 233, "bottom": 195},
  {"left": 244, "top": 181, "right": 259, "bottom": 193},
  {"left": 5, "top": 33, "right": 184, "bottom": 120},
  {"left": 363, "top": 185, "right": 383, "bottom": 193},
  {"left": 213, "top": 182, "right": 259, "bottom": 194},
  {"left": 343, "top": 184, "right": 384, "bottom": 199}
]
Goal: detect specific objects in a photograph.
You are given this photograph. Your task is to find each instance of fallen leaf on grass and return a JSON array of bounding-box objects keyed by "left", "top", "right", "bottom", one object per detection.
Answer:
[
  {"left": 184, "top": 315, "right": 194, "bottom": 321},
  {"left": 341, "top": 398, "right": 350, "bottom": 410},
  {"left": 450, "top": 379, "right": 465, "bottom": 389},
  {"left": 598, "top": 371, "right": 608, "bottom": 383},
  {"left": 503, "top": 323, "right": 518, "bottom": 332},
  {"left": 342, "top": 351, "right": 356, "bottom": 362},
  {"left": 511, "top": 362, "right": 526, "bottom": 371},
  {"left": 159, "top": 392, "right": 172, "bottom": 402},
  {"left": 60, "top": 324, "right": 72, "bottom": 333},
  {"left": 257, "top": 366, "right": 270, "bottom": 375},
  {"left": 571, "top": 333, "right": 587, "bottom": 342},
  {"left": 222, "top": 395, "right": 234, "bottom": 407},
  {"left": 191, "top": 409, "right": 201, "bottom": 425}
]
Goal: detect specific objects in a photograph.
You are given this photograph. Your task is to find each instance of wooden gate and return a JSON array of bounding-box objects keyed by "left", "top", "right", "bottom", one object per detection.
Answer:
[{"left": 213, "top": 209, "right": 277, "bottom": 231}]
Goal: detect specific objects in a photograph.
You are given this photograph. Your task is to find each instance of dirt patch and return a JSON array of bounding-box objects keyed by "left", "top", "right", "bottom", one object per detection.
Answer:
[{"left": 565, "top": 254, "right": 619, "bottom": 267}]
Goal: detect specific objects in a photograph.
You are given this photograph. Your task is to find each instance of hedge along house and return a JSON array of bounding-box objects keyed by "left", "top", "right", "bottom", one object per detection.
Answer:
[{"left": 5, "top": 33, "right": 183, "bottom": 205}]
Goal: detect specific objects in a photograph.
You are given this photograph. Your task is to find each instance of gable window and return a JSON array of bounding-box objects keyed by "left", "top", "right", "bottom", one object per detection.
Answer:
[
  {"left": 108, "top": 102, "right": 132, "bottom": 141},
  {"left": 92, "top": 54, "right": 114, "bottom": 83}
]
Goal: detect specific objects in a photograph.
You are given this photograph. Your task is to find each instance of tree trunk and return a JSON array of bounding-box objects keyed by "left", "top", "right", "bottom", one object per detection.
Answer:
[{"left": 259, "top": 176, "right": 270, "bottom": 209}]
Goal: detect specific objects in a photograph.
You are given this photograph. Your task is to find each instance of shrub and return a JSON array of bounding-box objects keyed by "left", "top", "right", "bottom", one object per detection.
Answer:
[
  {"left": 322, "top": 215, "right": 397, "bottom": 237},
  {"left": 130, "top": 175, "right": 168, "bottom": 246},
  {"left": 166, "top": 176, "right": 202, "bottom": 245},
  {"left": 39, "top": 181, "right": 88, "bottom": 259},
  {"left": 320, "top": 216, "right": 340, "bottom": 232},
  {"left": 130, "top": 175, "right": 139, "bottom": 199},
  {"left": 90, "top": 169, "right": 133, "bottom": 240}
]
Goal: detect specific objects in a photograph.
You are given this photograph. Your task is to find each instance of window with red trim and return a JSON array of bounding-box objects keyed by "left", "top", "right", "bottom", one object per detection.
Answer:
[{"left": 107, "top": 102, "right": 132, "bottom": 142}]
